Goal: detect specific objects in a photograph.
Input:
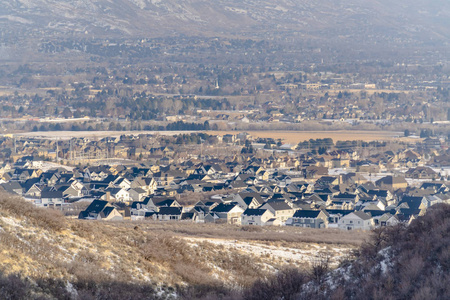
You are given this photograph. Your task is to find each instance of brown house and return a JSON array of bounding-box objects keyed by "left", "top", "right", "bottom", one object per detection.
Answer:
[
  {"left": 405, "top": 167, "right": 438, "bottom": 179},
  {"left": 375, "top": 176, "right": 408, "bottom": 191}
]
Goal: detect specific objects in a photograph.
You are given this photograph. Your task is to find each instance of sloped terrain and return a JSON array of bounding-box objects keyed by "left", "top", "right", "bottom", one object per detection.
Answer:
[
  {"left": 0, "top": 0, "right": 449, "bottom": 43},
  {"left": 316, "top": 203, "right": 450, "bottom": 300},
  {"left": 0, "top": 192, "right": 360, "bottom": 299},
  {"left": 242, "top": 204, "right": 450, "bottom": 300}
]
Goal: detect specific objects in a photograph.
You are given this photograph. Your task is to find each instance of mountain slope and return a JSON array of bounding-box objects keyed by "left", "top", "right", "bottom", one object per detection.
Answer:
[{"left": 0, "top": 0, "right": 449, "bottom": 44}]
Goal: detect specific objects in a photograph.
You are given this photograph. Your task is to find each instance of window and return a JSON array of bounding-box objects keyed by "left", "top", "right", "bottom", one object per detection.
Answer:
[{"left": 349, "top": 220, "right": 353, "bottom": 224}]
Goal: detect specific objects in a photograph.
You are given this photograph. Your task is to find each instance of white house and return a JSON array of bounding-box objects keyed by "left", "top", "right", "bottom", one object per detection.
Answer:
[
  {"left": 338, "top": 211, "right": 373, "bottom": 230},
  {"left": 241, "top": 208, "right": 277, "bottom": 226}
]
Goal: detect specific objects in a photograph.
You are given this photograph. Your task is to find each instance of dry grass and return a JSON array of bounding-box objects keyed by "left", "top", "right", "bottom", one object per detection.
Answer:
[
  {"left": 0, "top": 193, "right": 368, "bottom": 299},
  {"left": 209, "top": 130, "right": 403, "bottom": 143},
  {"left": 127, "top": 220, "right": 368, "bottom": 247}
]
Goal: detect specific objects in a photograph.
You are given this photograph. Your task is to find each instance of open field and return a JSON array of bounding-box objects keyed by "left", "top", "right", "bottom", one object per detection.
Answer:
[
  {"left": 128, "top": 220, "right": 368, "bottom": 246},
  {"left": 14, "top": 129, "right": 421, "bottom": 144},
  {"left": 326, "top": 89, "right": 412, "bottom": 96},
  {"left": 210, "top": 130, "right": 414, "bottom": 144}
]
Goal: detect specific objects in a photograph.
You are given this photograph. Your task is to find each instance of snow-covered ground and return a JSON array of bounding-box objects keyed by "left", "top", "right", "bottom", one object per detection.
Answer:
[
  {"left": 15, "top": 130, "right": 197, "bottom": 140},
  {"left": 37, "top": 161, "right": 74, "bottom": 172},
  {"left": 184, "top": 237, "right": 351, "bottom": 267}
]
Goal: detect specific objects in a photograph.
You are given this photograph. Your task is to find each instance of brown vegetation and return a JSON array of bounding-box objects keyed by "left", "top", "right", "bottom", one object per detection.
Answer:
[
  {"left": 209, "top": 130, "right": 402, "bottom": 144},
  {"left": 1, "top": 191, "right": 447, "bottom": 299},
  {"left": 128, "top": 220, "right": 367, "bottom": 247},
  {"left": 0, "top": 192, "right": 364, "bottom": 299}
]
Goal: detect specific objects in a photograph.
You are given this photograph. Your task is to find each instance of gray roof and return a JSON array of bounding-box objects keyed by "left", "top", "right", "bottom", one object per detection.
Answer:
[{"left": 352, "top": 211, "right": 372, "bottom": 220}]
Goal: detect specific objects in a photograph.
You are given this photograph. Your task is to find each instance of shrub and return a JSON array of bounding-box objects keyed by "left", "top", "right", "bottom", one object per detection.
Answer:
[
  {"left": 244, "top": 267, "right": 307, "bottom": 300},
  {"left": 0, "top": 192, "right": 65, "bottom": 231}
]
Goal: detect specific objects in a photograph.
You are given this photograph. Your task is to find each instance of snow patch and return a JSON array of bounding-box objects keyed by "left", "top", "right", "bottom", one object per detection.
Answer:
[
  {"left": 1, "top": 216, "right": 23, "bottom": 228},
  {"left": 0, "top": 15, "right": 33, "bottom": 24},
  {"left": 184, "top": 237, "right": 350, "bottom": 266}
]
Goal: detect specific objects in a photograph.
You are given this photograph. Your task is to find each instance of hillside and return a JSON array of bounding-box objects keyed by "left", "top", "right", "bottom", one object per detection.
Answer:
[
  {"left": 0, "top": 192, "right": 363, "bottom": 299},
  {"left": 243, "top": 204, "right": 450, "bottom": 300},
  {"left": 316, "top": 203, "right": 450, "bottom": 299},
  {"left": 1, "top": 0, "right": 449, "bottom": 43},
  {"left": 1, "top": 192, "right": 448, "bottom": 299}
]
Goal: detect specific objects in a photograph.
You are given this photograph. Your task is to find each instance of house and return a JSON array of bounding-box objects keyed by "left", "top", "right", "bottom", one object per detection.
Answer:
[
  {"left": 405, "top": 167, "right": 438, "bottom": 179},
  {"left": 232, "top": 193, "right": 264, "bottom": 210},
  {"left": 211, "top": 203, "right": 244, "bottom": 225},
  {"left": 375, "top": 176, "right": 408, "bottom": 191},
  {"left": 154, "top": 197, "right": 181, "bottom": 209},
  {"left": 372, "top": 213, "right": 400, "bottom": 227},
  {"left": 341, "top": 172, "right": 367, "bottom": 185},
  {"left": 128, "top": 187, "right": 147, "bottom": 202},
  {"left": 191, "top": 206, "right": 218, "bottom": 223},
  {"left": 315, "top": 176, "right": 339, "bottom": 187},
  {"left": 15, "top": 169, "right": 41, "bottom": 181},
  {"left": 78, "top": 200, "right": 123, "bottom": 221},
  {"left": 39, "top": 190, "right": 64, "bottom": 207},
  {"left": 40, "top": 172, "right": 61, "bottom": 185},
  {"left": 241, "top": 208, "right": 278, "bottom": 226},
  {"left": 329, "top": 193, "right": 359, "bottom": 209},
  {"left": 0, "top": 181, "right": 23, "bottom": 195},
  {"left": 130, "top": 208, "right": 157, "bottom": 221},
  {"left": 54, "top": 183, "right": 80, "bottom": 198},
  {"left": 113, "top": 177, "right": 132, "bottom": 189},
  {"left": 105, "top": 187, "right": 130, "bottom": 203},
  {"left": 286, "top": 210, "right": 329, "bottom": 228},
  {"left": 397, "top": 196, "right": 426, "bottom": 210},
  {"left": 420, "top": 182, "right": 448, "bottom": 193},
  {"left": 338, "top": 211, "right": 373, "bottom": 230},
  {"left": 157, "top": 207, "right": 183, "bottom": 221},
  {"left": 24, "top": 183, "right": 43, "bottom": 198},
  {"left": 260, "top": 201, "right": 295, "bottom": 224},
  {"left": 304, "top": 166, "right": 328, "bottom": 179}
]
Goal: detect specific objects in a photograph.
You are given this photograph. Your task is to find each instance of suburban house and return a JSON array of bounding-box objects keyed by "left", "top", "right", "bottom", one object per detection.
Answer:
[
  {"left": 241, "top": 208, "right": 278, "bottom": 226},
  {"left": 128, "top": 187, "right": 147, "bottom": 202},
  {"left": 286, "top": 210, "right": 329, "bottom": 228},
  {"left": 260, "top": 201, "right": 295, "bottom": 224},
  {"left": 405, "top": 167, "right": 438, "bottom": 179},
  {"left": 338, "top": 211, "right": 373, "bottom": 230},
  {"left": 211, "top": 203, "right": 244, "bottom": 224},
  {"left": 39, "top": 189, "right": 64, "bottom": 207},
  {"left": 375, "top": 176, "right": 408, "bottom": 191},
  {"left": 78, "top": 200, "right": 123, "bottom": 221},
  {"left": 157, "top": 207, "right": 183, "bottom": 221}
]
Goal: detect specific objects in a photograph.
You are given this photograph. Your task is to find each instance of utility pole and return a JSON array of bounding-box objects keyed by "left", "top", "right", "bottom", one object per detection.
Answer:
[{"left": 200, "top": 138, "right": 204, "bottom": 161}]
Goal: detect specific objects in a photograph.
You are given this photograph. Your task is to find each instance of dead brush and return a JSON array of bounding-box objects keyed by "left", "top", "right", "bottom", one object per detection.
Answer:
[{"left": 0, "top": 193, "right": 65, "bottom": 232}]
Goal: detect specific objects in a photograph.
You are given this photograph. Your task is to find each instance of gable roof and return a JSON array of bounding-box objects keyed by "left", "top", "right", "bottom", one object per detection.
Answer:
[
  {"left": 351, "top": 211, "right": 372, "bottom": 220},
  {"left": 264, "top": 201, "right": 292, "bottom": 211},
  {"left": 211, "top": 203, "right": 240, "bottom": 213},
  {"left": 243, "top": 208, "right": 268, "bottom": 216},
  {"left": 293, "top": 210, "right": 324, "bottom": 218},
  {"left": 85, "top": 200, "right": 109, "bottom": 214},
  {"left": 158, "top": 207, "right": 182, "bottom": 215}
]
